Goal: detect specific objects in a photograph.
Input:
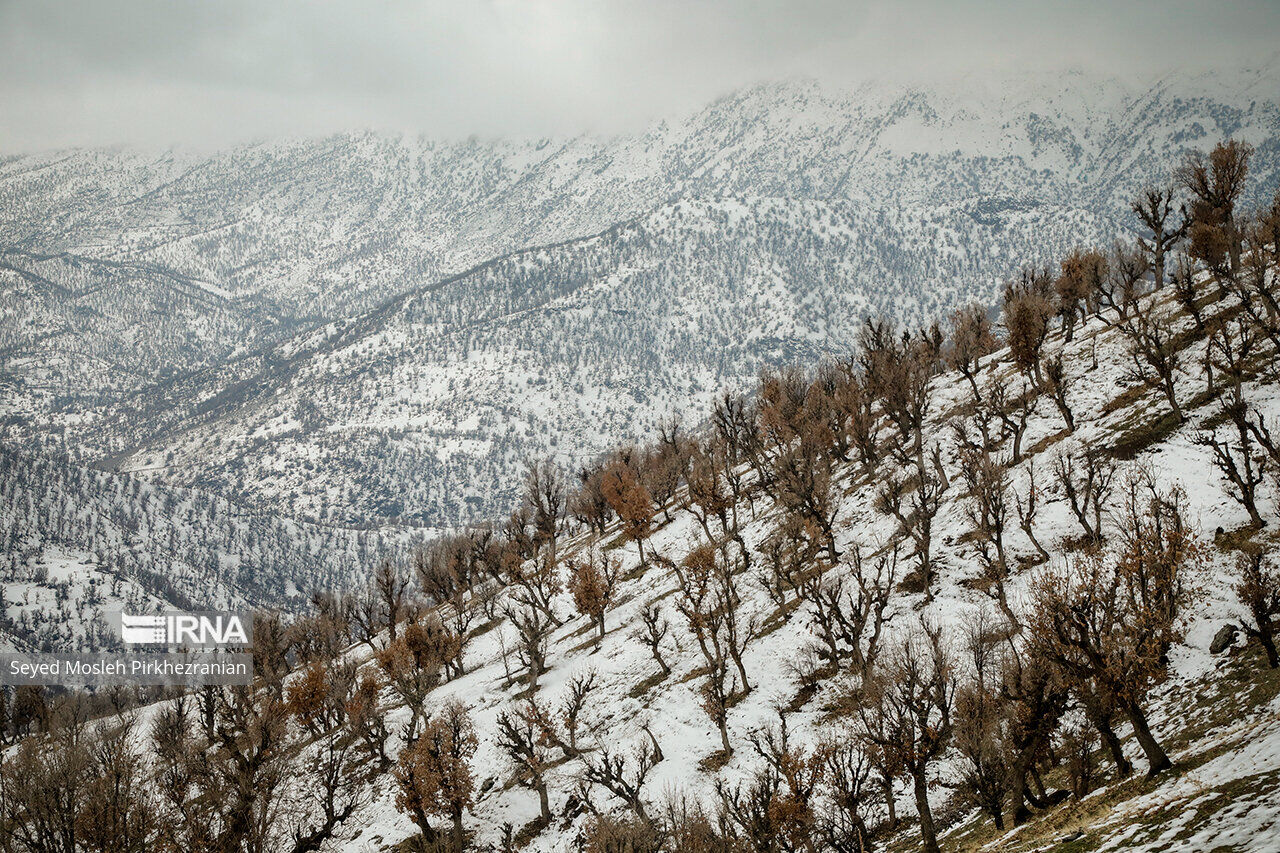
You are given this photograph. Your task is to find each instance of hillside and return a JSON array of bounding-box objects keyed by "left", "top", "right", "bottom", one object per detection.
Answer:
[
  {"left": 95, "top": 196, "right": 1113, "bottom": 526},
  {"left": 0, "top": 446, "right": 409, "bottom": 650},
  {"left": 309, "top": 258, "right": 1280, "bottom": 852}
]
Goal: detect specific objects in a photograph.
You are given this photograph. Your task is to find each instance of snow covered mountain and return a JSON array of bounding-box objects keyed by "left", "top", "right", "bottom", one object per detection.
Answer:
[
  {"left": 3, "top": 63, "right": 1280, "bottom": 551},
  {"left": 97, "top": 195, "right": 1114, "bottom": 526}
]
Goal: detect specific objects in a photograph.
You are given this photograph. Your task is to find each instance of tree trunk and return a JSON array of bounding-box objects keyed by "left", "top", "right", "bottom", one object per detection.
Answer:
[
  {"left": 1228, "top": 216, "right": 1242, "bottom": 277},
  {"left": 730, "top": 652, "right": 752, "bottom": 697},
  {"left": 452, "top": 812, "right": 466, "bottom": 853},
  {"left": 1164, "top": 381, "right": 1184, "bottom": 423},
  {"left": 913, "top": 770, "right": 940, "bottom": 853},
  {"left": 994, "top": 581, "right": 1021, "bottom": 634},
  {"left": 1257, "top": 630, "right": 1279, "bottom": 669},
  {"left": 1010, "top": 748, "right": 1035, "bottom": 825},
  {"left": 537, "top": 781, "right": 551, "bottom": 823},
  {"left": 883, "top": 776, "right": 898, "bottom": 827},
  {"left": 1098, "top": 718, "right": 1132, "bottom": 778},
  {"left": 1081, "top": 694, "right": 1132, "bottom": 778},
  {"left": 1054, "top": 396, "right": 1075, "bottom": 433},
  {"left": 1125, "top": 702, "right": 1171, "bottom": 775}
]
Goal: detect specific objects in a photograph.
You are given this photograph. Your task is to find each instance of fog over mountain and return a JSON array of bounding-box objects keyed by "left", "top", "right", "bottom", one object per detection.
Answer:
[{"left": 4, "top": 0, "right": 1279, "bottom": 150}]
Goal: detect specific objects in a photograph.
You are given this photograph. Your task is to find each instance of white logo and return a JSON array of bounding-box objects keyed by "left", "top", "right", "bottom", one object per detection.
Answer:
[
  {"left": 120, "top": 614, "right": 167, "bottom": 644},
  {"left": 119, "top": 612, "right": 251, "bottom": 646}
]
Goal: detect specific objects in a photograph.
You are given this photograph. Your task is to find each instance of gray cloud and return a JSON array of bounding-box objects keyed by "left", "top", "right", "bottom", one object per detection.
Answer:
[{"left": 1, "top": 0, "right": 1277, "bottom": 152}]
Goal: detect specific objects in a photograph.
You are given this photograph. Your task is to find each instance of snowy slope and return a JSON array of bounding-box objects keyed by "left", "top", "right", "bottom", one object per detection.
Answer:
[
  {"left": 246, "top": 271, "right": 1280, "bottom": 851},
  {"left": 99, "top": 195, "right": 1115, "bottom": 526}
]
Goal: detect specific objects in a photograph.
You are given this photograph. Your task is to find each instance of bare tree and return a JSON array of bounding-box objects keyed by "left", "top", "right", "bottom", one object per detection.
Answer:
[
  {"left": 289, "top": 732, "right": 365, "bottom": 853},
  {"left": 1236, "top": 221, "right": 1280, "bottom": 354},
  {"left": 954, "top": 610, "right": 1016, "bottom": 830},
  {"left": 1132, "top": 185, "right": 1186, "bottom": 289},
  {"left": 958, "top": 445, "right": 1019, "bottom": 626},
  {"left": 772, "top": 425, "right": 844, "bottom": 564},
  {"left": 1236, "top": 552, "right": 1280, "bottom": 669},
  {"left": 373, "top": 558, "right": 411, "bottom": 643},
  {"left": 987, "top": 378, "right": 1036, "bottom": 465},
  {"left": 1053, "top": 448, "right": 1116, "bottom": 546},
  {"left": 814, "top": 731, "right": 881, "bottom": 853},
  {"left": 1029, "top": 501, "right": 1201, "bottom": 779},
  {"left": 583, "top": 729, "right": 663, "bottom": 824},
  {"left": 153, "top": 687, "right": 293, "bottom": 852},
  {"left": 505, "top": 602, "right": 555, "bottom": 692},
  {"left": 496, "top": 704, "right": 556, "bottom": 823},
  {"left": 1014, "top": 459, "right": 1052, "bottom": 564},
  {"left": 947, "top": 303, "right": 998, "bottom": 401},
  {"left": 1197, "top": 318, "right": 1267, "bottom": 527},
  {"left": 839, "top": 367, "right": 883, "bottom": 472},
  {"left": 1114, "top": 474, "right": 1200, "bottom": 664},
  {"left": 632, "top": 603, "right": 672, "bottom": 676},
  {"left": 725, "top": 712, "right": 826, "bottom": 851},
  {"left": 1118, "top": 293, "right": 1185, "bottom": 422},
  {"left": 1042, "top": 354, "right": 1075, "bottom": 433},
  {"left": 876, "top": 456, "right": 943, "bottom": 597},
  {"left": 525, "top": 457, "right": 566, "bottom": 570},
  {"left": 344, "top": 675, "right": 391, "bottom": 770},
  {"left": 798, "top": 544, "right": 895, "bottom": 677},
  {"left": 857, "top": 623, "right": 955, "bottom": 853},
  {"left": 1098, "top": 241, "right": 1150, "bottom": 321},
  {"left": 674, "top": 545, "right": 759, "bottom": 755},
  {"left": 995, "top": 640, "right": 1067, "bottom": 824},
  {"left": 1171, "top": 253, "right": 1206, "bottom": 333}
]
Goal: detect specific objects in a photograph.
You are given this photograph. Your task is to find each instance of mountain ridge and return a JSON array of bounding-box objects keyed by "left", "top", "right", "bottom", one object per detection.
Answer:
[{"left": 4, "top": 63, "right": 1280, "bottom": 537}]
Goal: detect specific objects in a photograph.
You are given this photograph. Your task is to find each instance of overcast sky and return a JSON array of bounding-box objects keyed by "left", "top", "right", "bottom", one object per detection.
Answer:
[{"left": 2, "top": 0, "right": 1278, "bottom": 152}]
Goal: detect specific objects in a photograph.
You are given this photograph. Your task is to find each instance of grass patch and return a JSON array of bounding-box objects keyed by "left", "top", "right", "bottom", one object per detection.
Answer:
[
  {"left": 1108, "top": 409, "right": 1183, "bottom": 459},
  {"left": 1102, "top": 383, "right": 1147, "bottom": 415},
  {"left": 1025, "top": 427, "right": 1070, "bottom": 457},
  {"left": 678, "top": 665, "right": 710, "bottom": 686},
  {"left": 628, "top": 669, "right": 670, "bottom": 699},
  {"left": 621, "top": 563, "right": 648, "bottom": 582},
  {"left": 785, "top": 663, "right": 837, "bottom": 713},
  {"left": 897, "top": 568, "right": 929, "bottom": 595},
  {"left": 468, "top": 618, "right": 500, "bottom": 639},
  {"left": 699, "top": 749, "right": 733, "bottom": 772},
  {"left": 756, "top": 595, "right": 805, "bottom": 639},
  {"left": 1199, "top": 406, "right": 1233, "bottom": 431},
  {"left": 1213, "top": 523, "right": 1265, "bottom": 555},
  {"left": 513, "top": 815, "right": 550, "bottom": 848}
]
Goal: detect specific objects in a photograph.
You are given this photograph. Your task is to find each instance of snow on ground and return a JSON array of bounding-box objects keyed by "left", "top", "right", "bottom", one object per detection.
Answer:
[
  {"left": 0, "top": 546, "right": 171, "bottom": 652},
  {"left": 282, "top": 275, "right": 1280, "bottom": 851}
]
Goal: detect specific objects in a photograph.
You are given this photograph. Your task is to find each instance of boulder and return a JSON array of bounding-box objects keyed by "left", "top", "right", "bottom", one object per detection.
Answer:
[{"left": 1210, "top": 624, "right": 1239, "bottom": 654}]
